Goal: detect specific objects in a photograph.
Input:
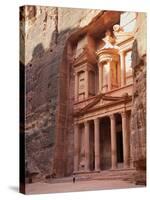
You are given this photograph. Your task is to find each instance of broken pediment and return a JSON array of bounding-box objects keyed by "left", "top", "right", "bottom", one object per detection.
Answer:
[
  {"left": 113, "top": 24, "right": 134, "bottom": 45},
  {"left": 96, "top": 30, "right": 119, "bottom": 56},
  {"left": 96, "top": 25, "right": 134, "bottom": 55},
  {"left": 73, "top": 47, "right": 97, "bottom": 67}
]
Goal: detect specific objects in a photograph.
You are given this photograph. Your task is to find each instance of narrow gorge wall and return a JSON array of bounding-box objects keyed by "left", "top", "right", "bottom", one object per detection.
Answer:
[
  {"left": 20, "top": 6, "right": 100, "bottom": 181},
  {"left": 130, "top": 13, "right": 146, "bottom": 184}
]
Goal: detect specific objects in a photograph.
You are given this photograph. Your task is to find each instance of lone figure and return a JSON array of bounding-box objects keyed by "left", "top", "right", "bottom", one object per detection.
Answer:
[{"left": 73, "top": 174, "right": 76, "bottom": 183}]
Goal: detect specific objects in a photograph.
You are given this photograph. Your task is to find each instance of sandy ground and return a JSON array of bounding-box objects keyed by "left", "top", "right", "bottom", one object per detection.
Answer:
[{"left": 26, "top": 179, "right": 142, "bottom": 194}]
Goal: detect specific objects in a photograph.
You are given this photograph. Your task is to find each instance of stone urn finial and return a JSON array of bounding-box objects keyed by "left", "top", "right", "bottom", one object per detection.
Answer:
[{"left": 113, "top": 24, "right": 124, "bottom": 33}]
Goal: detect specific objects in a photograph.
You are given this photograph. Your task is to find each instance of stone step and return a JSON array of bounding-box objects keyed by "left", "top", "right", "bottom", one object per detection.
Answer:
[{"left": 49, "top": 169, "right": 136, "bottom": 184}]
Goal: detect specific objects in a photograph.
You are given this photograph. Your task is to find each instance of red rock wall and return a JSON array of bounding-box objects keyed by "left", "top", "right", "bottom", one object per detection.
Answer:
[
  {"left": 20, "top": 6, "right": 100, "bottom": 181},
  {"left": 130, "top": 13, "right": 146, "bottom": 181}
]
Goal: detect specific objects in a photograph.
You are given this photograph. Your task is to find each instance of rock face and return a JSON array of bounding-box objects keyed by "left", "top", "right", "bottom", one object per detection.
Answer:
[
  {"left": 20, "top": 6, "right": 101, "bottom": 181},
  {"left": 130, "top": 13, "right": 146, "bottom": 184},
  {"left": 20, "top": 6, "right": 146, "bottom": 183}
]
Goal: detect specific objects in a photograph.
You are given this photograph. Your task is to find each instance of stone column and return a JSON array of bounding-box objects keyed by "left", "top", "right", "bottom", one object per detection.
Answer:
[
  {"left": 102, "top": 62, "right": 108, "bottom": 92},
  {"left": 74, "top": 124, "right": 79, "bottom": 172},
  {"left": 85, "top": 70, "right": 89, "bottom": 99},
  {"left": 121, "top": 111, "right": 129, "bottom": 168},
  {"left": 74, "top": 72, "right": 78, "bottom": 102},
  {"left": 128, "top": 112, "right": 132, "bottom": 168},
  {"left": 110, "top": 114, "right": 117, "bottom": 169},
  {"left": 108, "top": 61, "right": 112, "bottom": 91},
  {"left": 99, "top": 63, "right": 103, "bottom": 93},
  {"left": 94, "top": 118, "right": 100, "bottom": 171},
  {"left": 120, "top": 51, "right": 126, "bottom": 86},
  {"left": 84, "top": 121, "right": 90, "bottom": 171}
]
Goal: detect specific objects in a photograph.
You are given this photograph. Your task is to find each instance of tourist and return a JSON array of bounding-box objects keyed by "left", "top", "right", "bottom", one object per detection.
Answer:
[{"left": 73, "top": 174, "right": 76, "bottom": 183}]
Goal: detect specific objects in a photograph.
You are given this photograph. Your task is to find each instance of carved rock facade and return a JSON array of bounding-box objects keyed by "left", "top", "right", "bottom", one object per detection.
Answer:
[{"left": 20, "top": 7, "right": 146, "bottom": 184}]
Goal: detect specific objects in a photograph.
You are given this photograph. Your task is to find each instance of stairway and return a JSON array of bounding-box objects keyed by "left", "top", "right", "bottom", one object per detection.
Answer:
[
  {"left": 77, "top": 168, "right": 136, "bottom": 181},
  {"left": 49, "top": 168, "right": 136, "bottom": 184}
]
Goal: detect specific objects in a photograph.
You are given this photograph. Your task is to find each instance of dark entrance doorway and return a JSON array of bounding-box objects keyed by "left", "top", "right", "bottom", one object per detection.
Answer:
[
  {"left": 100, "top": 117, "right": 111, "bottom": 170},
  {"left": 89, "top": 121, "right": 95, "bottom": 171},
  {"left": 117, "top": 131, "right": 123, "bottom": 163},
  {"left": 115, "top": 113, "right": 123, "bottom": 167}
]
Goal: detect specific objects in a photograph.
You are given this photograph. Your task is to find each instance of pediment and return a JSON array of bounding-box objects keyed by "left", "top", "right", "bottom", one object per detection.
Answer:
[
  {"left": 73, "top": 49, "right": 88, "bottom": 66},
  {"left": 87, "top": 95, "right": 125, "bottom": 111},
  {"left": 74, "top": 94, "right": 129, "bottom": 116},
  {"left": 113, "top": 24, "right": 134, "bottom": 45},
  {"left": 73, "top": 48, "right": 97, "bottom": 67},
  {"left": 114, "top": 32, "right": 134, "bottom": 45}
]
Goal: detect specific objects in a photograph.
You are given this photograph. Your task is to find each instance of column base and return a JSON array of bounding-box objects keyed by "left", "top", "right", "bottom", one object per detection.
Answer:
[
  {"left": 94, "top": 170, "right": 101, "bottom": 173},
  {"left": 84, "top": 170, "right": 91, "bottom": 173},
  {"left": 111, "top": 166, "right": 117, "bottom": 170},
  {"left": 123, "top": 163, "right": 130, "bottom": 169},
  {"left": 73, "top": 170, "right": 79, "bottom": 174}
]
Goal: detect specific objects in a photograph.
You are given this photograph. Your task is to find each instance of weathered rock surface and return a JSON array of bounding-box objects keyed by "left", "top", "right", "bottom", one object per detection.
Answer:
[
  {"left": 20, "top": 6, "right": 101, "bottom": 182},
  {"left": 130, "top": 13, "right": 146, "bottom": 185}
]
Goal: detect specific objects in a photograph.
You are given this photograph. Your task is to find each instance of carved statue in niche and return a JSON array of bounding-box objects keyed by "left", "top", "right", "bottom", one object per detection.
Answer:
[{"left": 102, "top": 30, "right": 116, "bottom": 49}]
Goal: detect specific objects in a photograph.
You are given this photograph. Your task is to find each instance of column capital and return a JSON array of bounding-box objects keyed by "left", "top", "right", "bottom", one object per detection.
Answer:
[
  {"left": 110, "top": 114, "right": 115, "bottom": 120},
  {"left": 84, "top": 121, "right": 89, "bottom": 126},
  {"left": 74, "top": 124, "right": 79, "bottom": 130},
  {"left": 94, "top": 118, "right": 99, "bottom": 124},
  {"left": 74, "top": 70, "right": 79, "bottom": 75},
  {"left": 99, "top": 62, "right": 103, "bottom": 67},
  {"left": 119, "top": 50, "right": 125, "bottom": 56},
  {"left": 121, "top": 111, "right": 126, "bottom": 118}
]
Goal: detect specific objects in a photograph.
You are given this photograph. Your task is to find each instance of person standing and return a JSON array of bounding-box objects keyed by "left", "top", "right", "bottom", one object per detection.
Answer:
[{"left": 73, "top": 174, "right": 76, "bottom": 183}]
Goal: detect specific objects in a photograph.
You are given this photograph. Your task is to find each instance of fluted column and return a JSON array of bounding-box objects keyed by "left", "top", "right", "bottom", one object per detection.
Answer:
[
  {"left": 84, "top": 121, "right": 90, "bottom": 171},
  {"left": 110, "top": 114, "right": 117, "bottom": 169},
  {"left": 74, "top": 124, "right": 79, "bottom": 172},
  {"left": 94, "top": 118, "right": 100, "bottom": 171},
  {"left": 120, "top": 51, "right": 126, "bottom": 86},
  {"left": 121, "top": 111, "right": 129, "bottom": 168}
]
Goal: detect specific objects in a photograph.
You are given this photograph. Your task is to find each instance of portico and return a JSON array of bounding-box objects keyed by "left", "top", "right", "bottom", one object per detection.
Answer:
[{"left": 74, "top": 110, "right": 131, "bottom": 173}]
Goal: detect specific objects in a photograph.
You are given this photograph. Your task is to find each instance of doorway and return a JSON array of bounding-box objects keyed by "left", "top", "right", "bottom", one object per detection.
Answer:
[
  {"left": 100, "top": 117, "right": 111, "bottom": 170},
  {"left": 115, "top": 113, "right": 123, "bottom": 167},
  {"left": 117, "top": 131, "right": 123, "bottom": 163}
]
